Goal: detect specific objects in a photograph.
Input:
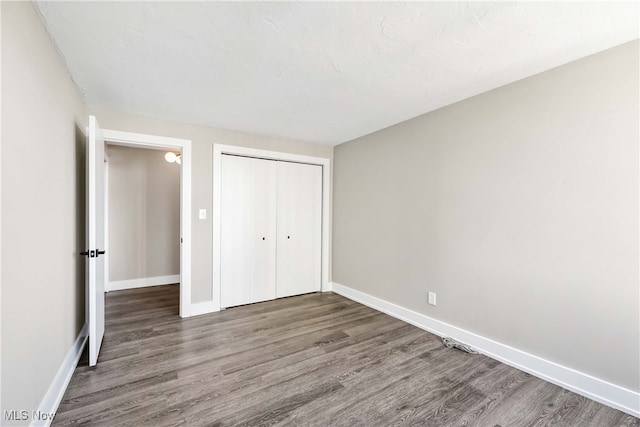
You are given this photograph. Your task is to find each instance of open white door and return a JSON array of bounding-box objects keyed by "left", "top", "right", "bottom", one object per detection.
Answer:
[{"left": 85, "top": 115, "right": 106, "bottom": 366}]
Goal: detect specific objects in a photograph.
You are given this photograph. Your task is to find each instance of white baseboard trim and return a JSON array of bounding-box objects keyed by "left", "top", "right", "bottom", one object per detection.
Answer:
[
  {"left": 187, "top": 301, "right": 219, "bottom": 317},
  {"left": 32, "top": 324, "right": 88, "bottom": 427},
  {"left": 331, "top": 282, "right": 639, "bottom": 418},
  {"left": 107, "top": 274, "right": 180, "bottom": 292}
]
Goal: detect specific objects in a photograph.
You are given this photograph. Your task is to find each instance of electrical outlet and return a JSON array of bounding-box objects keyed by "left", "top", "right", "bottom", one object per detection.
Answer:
[
  {"left": 199, "top": 209, "right": 207, "bottom": 220},
  {"left": 428, "top": 292, "right": 437, "bottom": 306}
]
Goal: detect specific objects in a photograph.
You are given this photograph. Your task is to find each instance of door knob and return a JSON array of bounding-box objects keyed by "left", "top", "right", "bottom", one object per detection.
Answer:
[{"left": 81, "top": 249, "right": 105, "bottom": 258}]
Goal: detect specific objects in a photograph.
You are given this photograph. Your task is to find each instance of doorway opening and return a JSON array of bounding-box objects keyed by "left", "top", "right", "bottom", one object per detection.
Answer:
[
  {"left": 101, "top": 129, "right": 192, "bottom": 318},
  {"left": 104, "top": 144, "right": 181, "bottom": 312}
]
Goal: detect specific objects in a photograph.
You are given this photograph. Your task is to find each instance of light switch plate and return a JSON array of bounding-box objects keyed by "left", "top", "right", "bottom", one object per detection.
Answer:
[
  {"left": 428, "top": 292, "right": 437, "bottom": 306},
  {"left": 199, "top": 209, "right": 207, "bottom": 220}
]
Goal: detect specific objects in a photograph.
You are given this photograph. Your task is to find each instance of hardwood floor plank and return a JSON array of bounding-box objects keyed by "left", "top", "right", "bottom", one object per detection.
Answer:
[
  {"left": 283, "top": 347, "right": 491, "bottom": 426},
  {"left": 52, "top": 285, "right": 638, "bottom": 426}
]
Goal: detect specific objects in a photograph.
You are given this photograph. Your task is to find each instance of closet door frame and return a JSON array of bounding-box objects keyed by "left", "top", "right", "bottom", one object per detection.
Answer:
[{"left": 212, "top": 144, "right": 331, "bottom": 312}]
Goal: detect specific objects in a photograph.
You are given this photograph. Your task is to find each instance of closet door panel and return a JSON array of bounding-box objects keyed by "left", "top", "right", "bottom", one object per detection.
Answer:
[
  {"left": 251, "top": 157, "right": 277, "bottom": 304},
  {"left": 276, "top": 161, "right": 322, "bottom": 298},
  {"left": 220, "top": 155, "right": 276, "bottom": 307}
]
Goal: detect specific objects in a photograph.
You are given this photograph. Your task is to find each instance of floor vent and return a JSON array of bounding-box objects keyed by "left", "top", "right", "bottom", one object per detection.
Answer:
[{"left": 442, "top": 336, "right": 479, "bottom": 354}]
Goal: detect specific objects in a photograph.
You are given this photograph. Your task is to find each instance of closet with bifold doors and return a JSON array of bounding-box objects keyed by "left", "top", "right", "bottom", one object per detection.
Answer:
[{"left": 220, "top": 154, "right": 322, "bottom": 308}]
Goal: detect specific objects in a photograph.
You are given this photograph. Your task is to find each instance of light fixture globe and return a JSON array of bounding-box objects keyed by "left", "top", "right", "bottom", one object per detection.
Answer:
[{"left": 164, "top": 152, "right": 177, "bottom": 163}]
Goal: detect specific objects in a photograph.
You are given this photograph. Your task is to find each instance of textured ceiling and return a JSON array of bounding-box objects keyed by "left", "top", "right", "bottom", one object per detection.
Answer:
[{"left": 34, "top": 2, "right": 639, "bottom": 145}]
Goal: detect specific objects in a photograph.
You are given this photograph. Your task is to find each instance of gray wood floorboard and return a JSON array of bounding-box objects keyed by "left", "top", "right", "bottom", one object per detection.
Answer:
[{"left": 53, "top": 284, "right": 638, "bottom": 426}]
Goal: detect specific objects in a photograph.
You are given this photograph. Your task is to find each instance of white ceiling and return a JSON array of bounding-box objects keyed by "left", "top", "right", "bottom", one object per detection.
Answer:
[{"left": 34, "top": 2, "right": 638, "bottom": 146}]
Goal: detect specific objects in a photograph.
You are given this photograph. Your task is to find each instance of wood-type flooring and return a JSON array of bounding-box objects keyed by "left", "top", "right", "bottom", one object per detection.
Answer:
[{"left": 53, "top": 284, "right": 638, "bottom": 426}]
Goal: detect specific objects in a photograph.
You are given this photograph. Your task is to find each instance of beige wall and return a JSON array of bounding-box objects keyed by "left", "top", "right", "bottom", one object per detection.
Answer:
[
  {"left": 106, "top": 145, "right": 180, "bottom": 282},
  {"left": 1, "top": 2, "right": 87, "bottom": 423},
  {"left": 333, "top": 40, "right": 639, "bottom": 391},
  {"left": 90, "top": 108, "right": 333, "bottom": 302}
]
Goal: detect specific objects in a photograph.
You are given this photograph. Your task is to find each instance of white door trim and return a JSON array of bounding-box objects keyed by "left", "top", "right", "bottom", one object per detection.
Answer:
[
  {"left": 213, "top": 144, "right": 331, "bottom": 312},
  {"left": 103, "top": 152, "right": 109, "bottom": 295},
  {"left": 101, "top": 129, "right": 192, "bottom": 318}
]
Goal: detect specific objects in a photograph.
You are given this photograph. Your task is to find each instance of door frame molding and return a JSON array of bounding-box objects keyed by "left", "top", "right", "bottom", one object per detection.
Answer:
[
  {"left": 213, "top": 144, "right": 331, "bottom": 312},
  {"left": 101, "top": 129, "right": 192, "bottom": 318},
  {"left": 104, "top": 151, "right": 110, "bottom": 297}
]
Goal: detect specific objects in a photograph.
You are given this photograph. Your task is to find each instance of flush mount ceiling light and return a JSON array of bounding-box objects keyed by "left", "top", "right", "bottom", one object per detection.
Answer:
[{"left": 165, "top": 152, "right": 181, "bottom": 165}]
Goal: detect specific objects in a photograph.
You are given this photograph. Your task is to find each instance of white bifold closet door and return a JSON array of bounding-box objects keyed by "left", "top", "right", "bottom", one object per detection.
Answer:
[
  {"left": 220, "top": 155, "right": 277, "bottom": 308},
  {"left": 276, "top": 161, "right": 322, "bottom": 298},
  {"left": 220, "top": 154, "right": 322, "bottom": 308}
]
